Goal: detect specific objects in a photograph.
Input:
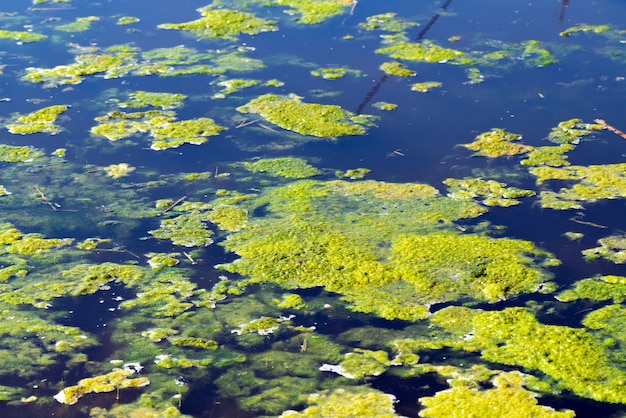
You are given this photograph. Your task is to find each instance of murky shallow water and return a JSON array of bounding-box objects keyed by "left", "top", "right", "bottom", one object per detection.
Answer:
[{"left": 0, "top": 0, "right": 626, "bottom": 417}]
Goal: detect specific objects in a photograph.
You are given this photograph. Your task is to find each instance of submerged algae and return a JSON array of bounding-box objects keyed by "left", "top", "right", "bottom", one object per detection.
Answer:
[
  {"left": 237, "top": 94, "right": 373, "bottom": 138},
  {"left": 158, "top": 9, "right": 278, "bottom": 41},
  {"left": 7, "top": 105, "right": 69, "bottom": 135},
  {"left": 55, "top": 16, "right": 99, "bottom": 33},
  {"left": 0, "top": 144, "right": 43, "bottom": 162}
]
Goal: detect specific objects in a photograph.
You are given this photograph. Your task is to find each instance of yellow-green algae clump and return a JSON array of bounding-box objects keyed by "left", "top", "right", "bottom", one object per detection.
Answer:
[
  {"left": 582, "top": 234, "right": 626, "bottom": 264},
  {"left": 0, "top": 30, "right": 47, "bottom": 43},
  {"left": 267, "top": 0, "right": 353, "bottom": 25},
  {"left": 7, "top": 105, "right": 69, "bottom": 135},
  {"left": 237, "top": 94, "right": 374, "bottom": 138},
  {"left": 279, "top": 387, "right": 400, "bottom": 418},
  {"left": 158, "top": 8, "right": 278, "bottom": 41},
  {"left": 0, "top": 144, "right": 44, "bottom": 162},
  {"left": 376, "top": 40, "right": 465, "bottom": 63},
  {"left": 217, "top": 179, "right": 558, "bottom": 320},
  {"left": 241, "top": 157, "right": 322, "bottom": 179},
  {"left": 91, "top": 109, "right": 226, "bottom": 150},
  {"left": 425, "top": 306, "right": 626, "bottom": 404},
  {"left": 444, "top": 177, "right": 535, "bottom": 207},
  {"left": 463, "top": 128, "right": 533, "bottom": 158},
  {"left": 530, "top": 163, "right": 626, "bottom": 210},
  {"left": 55, "top": 16, "right": 99, "bottom": 32},
  {"left": 419, "top": 371, "right": 574, "bottom": 418},
  {"left": 557, "top": 275, "right": 626, "bottom": 303},
  {"left": 54, "top": 367, "right": 149, "bottom": 405}
]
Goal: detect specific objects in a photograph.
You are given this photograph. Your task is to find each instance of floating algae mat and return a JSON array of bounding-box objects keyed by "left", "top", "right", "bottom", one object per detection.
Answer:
[{"left": 1, "top": 0, "right": 626, "bottom": 417}]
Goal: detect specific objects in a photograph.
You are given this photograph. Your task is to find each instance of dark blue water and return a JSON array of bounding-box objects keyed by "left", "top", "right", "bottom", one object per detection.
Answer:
[{"left": 1, "top": 0, "right": 626, "bottom": 417}]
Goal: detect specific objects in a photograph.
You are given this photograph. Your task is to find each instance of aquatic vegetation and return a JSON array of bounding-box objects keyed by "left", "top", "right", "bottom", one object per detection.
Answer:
[
  {"left": 91, "top": 110, "right": 226, "bottom": 150},
  {"left": 444, "top": 177, "right": 535, "bottom": 207},
  {"left": 359, "top": 12, "right": 419, "bottom": 33},
  {"left": 376, "top": 40, "right": 465, "bottom": 63},
  {"left": 428, "top": 306, "right": 626, "bottom": 403},
  {"left": 206, "top": 205, "right": 249, "bottom": 232},
  {"left": 379, "top": 61, "right": 416, "bottom": 77},
  {"left": 54, "top": 367, "right": 150, "bottom": 405},
  {"left": 547, "top": 118, "right": 604, "bottom": 144},
  {"left": 338, "top": 168, "right": 371, "bottom": 179},
  {"left": 149, "top": 209, "right": 214, "bottom": 247},
  {"left": 557, "top": 275, "right": 626, "bottom": 303},
  {"left": 582, "top": 235, "right": 626, "bottom": 264},
  {"left": 560, "top": 24, "right": 612, "bottom": 37},
  {"left": 7, "top": 105, "right": 68, "bottom": 135},
  {"left": 372, "top": 101, "right": 397, "bottom": 111},
  {"left": 463, "top": 128, "right": 533, "bottom": 158},
  {"left": 275, "top": 293, "right": 306, "bottom": 310},
  {"left": 23, "top": 54, "right": 126, "bottom": 88},
  {"left": 117, "top": 16, "right": 140, "bottom": 26},
  {"left": 530, "top": 163, "right": 626, "bottom": 209},
  {"left": 520, "top": 144, "right": 574, "bottom": 167},
  {"left": 0, "top": 144, "right": 44, "bottom": 162},
  {"left": 55, "top": 16, "right": 99, "bottom": 32},
  {"left": 217, "top": 179, "right": 556, "bottom": 320},
  {"left": 411, "top": 81, "right": 442, "bottom": 92},
  {"left": 212, "top": 78, "right": 260, "bottom": 98},
  {"left": 267, "top": 0, "right": 351, "bottom": 25},
  {"left": 563, "top": 231, "right": 584, "bottom": 241},
  {"left": 118, "top": 91, "right": 187, "bottom": 110},
  {"left": 158, "top": 8, "right": 278, "bottom": 41},
  {"left": 0, "top": 30, "right": 47, "bottom": 43},
  {"left": 419, "top": 371, "right": 575, "bottom": 418},
  {"left": 279, "top": 387, "right": 400, "bottom": 417},
  {"left": 241, "top": 157, "right": 322, "bottom": 179},
  {"left": 237, "top": 94, "right": 374, "bottom": 138},
  {"left": 464, "top": 67, "right": 484, "bottom": 84},
  {"left": 104, "top": 163, "right": 135, "bottom": 179},
  {"left": 310, "top": 67, "right": 362, "bottom": 80}
]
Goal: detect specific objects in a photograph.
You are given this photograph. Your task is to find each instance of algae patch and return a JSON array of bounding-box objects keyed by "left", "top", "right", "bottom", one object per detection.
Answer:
[
  {"left": 7, "top": 105, "right": 69, "bottom": 135},
  {"left": 158, "top": 8, "right": 278, "bottom": 41},
  {"left": 237, "top": 94, "right": 374, "bottom": 138}
]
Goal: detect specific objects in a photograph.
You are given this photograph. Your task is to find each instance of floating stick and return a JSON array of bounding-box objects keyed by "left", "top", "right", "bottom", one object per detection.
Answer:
[
  {"left": 594, "top": 119, "right": 626, "bottom": 140},
  {"left": 162, "top": 196, "right": 187, "bottom": 214}
]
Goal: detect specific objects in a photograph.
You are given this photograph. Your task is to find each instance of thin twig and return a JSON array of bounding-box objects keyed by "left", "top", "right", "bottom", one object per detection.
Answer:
[
  {"left": 595, "top": 118, "right": 626, "bottom": 140},
  {"left": 183, "top": 251, "right": 196, "bottom": 265},
  {"left": 34, "top": 186, "right": 57, "bottom": 212},
  {"left": 162, "top": 196, "right": 187, "bottom": 214},
  {"left": 259, "top": 123, "right": 280, "bottom": 133},
  {"left": 235, "top": 119, "right": 259, "bottom": 128},
  {"left": 569, "top": 217, "right": 607, "bottom": 229}
]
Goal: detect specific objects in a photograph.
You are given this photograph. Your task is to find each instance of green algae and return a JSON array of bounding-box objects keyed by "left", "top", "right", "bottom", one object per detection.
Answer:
[
  {"left": 149, "top": 210, "right": 214, "bottom": 247},
  {"left": 103, "top": 163, "right": 135, "bottom": 179},
  {"left": 379, "top": 61, "right": 416, "bottom": 77},
  {"left": 267, "top": 0, "right": 351, "bottom": 25},
  {"left": 376, "top": 40, "right": 465, "bottom": 63},
  {"left": 311, "top": 67, "right": 362, "bottom": 80},
  {"left": 158, "top": 8, "right": 278, "bottom": 41},
  {"left": 372, "top": 102, "right": 397, "bottom": 111},
  {"left": 426, "top": 306, "right": 626, "bottom": 404},
  {"left": 410, "top": 81, "right": 442, "bottom": 92},
  {"left": 237, "top": 94, "right": 374, "bottom": 138},
  {"left": 463, "top": 128, "right": 533, "bottom": 158},
  {"left": 557, "top": 275, "right": 626, "bottom": 303},
  {"left": 560, "top": 24, "right": 612, "bottom": 37},
  {"left": 327, "top": 349, "right": 392, "bottom": 380},
  {"left": 276, "top": 293, "right": 306, "bottom": 310},
  {"left": 464, "top": 67, "right": 484, "bottom": 84},
  {"left": 206, "top": 205, "right": 249, "bottom": 232},
  {"left": 419, "top": 371, "right": 575, "bottom": 418},
  {"left": 54, "top": 368, "right": 149, "bottom": 405},
  {"left": 55, "top": 16, "right": 99, "bottom": 32},
  {"left": 279, "top": 387, "right": 400, "bottom": 417},
  {"left": 216, "top": 179, "right": 557, "bottom": 320},
  {"left": 338, "top": 168, "right": 371, "bottom": 179},
  {"left": 7, "top": 105, "right": 69, "bottom": 135},
  {"left": 547, "top": 118, "right": 604, "bottom": 144},
  {"left": 520, "top": 144, "right": 574, "bottom": 167},
  {"left": 0, "top": 30, "right": 47, "bottom": 44},
  {"left": 241, "top": 157, "right": 322, "bottom": 179},
  {"left": 359, "top": 12, "right": 419, "bottom": 33},
  {"left": 582, "top": 235, "right": 626, "bottom": 264},
  {"left": 444, "top": 177, "right": 535, "bottom": 207},
  {"left": 118, "top": 91, "right": 187, "bottom": 110},
  {"left": 91, "top": 110, "right": 226, "bottom": 150},
  {"left": 563, "top": 231, "right": 584, "bottom": 241},
  {"left": 117, "top": 16, "right": 140, "bottom": 26},
  {"left": 212, "top": 78, "right": 260, "bottom": 98},
  {"left": 22, "top": 54, "right": 126, "bottom": 88},
  {"left": 0, "top": 144, "right": 44, "bottom": 162},
  {"left": 530, "top": 163, "right": 626, "bottom": 209}
]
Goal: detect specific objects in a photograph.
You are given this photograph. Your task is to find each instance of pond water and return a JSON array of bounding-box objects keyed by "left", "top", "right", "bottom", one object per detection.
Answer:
[{"left": 1, "top": 0, "right": 626, "bottom": 417}]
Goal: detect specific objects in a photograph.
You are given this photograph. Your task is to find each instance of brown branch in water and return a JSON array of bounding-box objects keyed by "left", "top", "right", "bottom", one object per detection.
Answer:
[
  {"left": 162, "top": 196, "right": 187, "bottom": 214},
  {"left": 594, "top": 118, "right": 626, "bottom": 140},
  {"left": 34, "top": 185, "right": 57, "bottom": 212},
  {"left": 569, "top": 217, "right": 607, "bottom": 229}
]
